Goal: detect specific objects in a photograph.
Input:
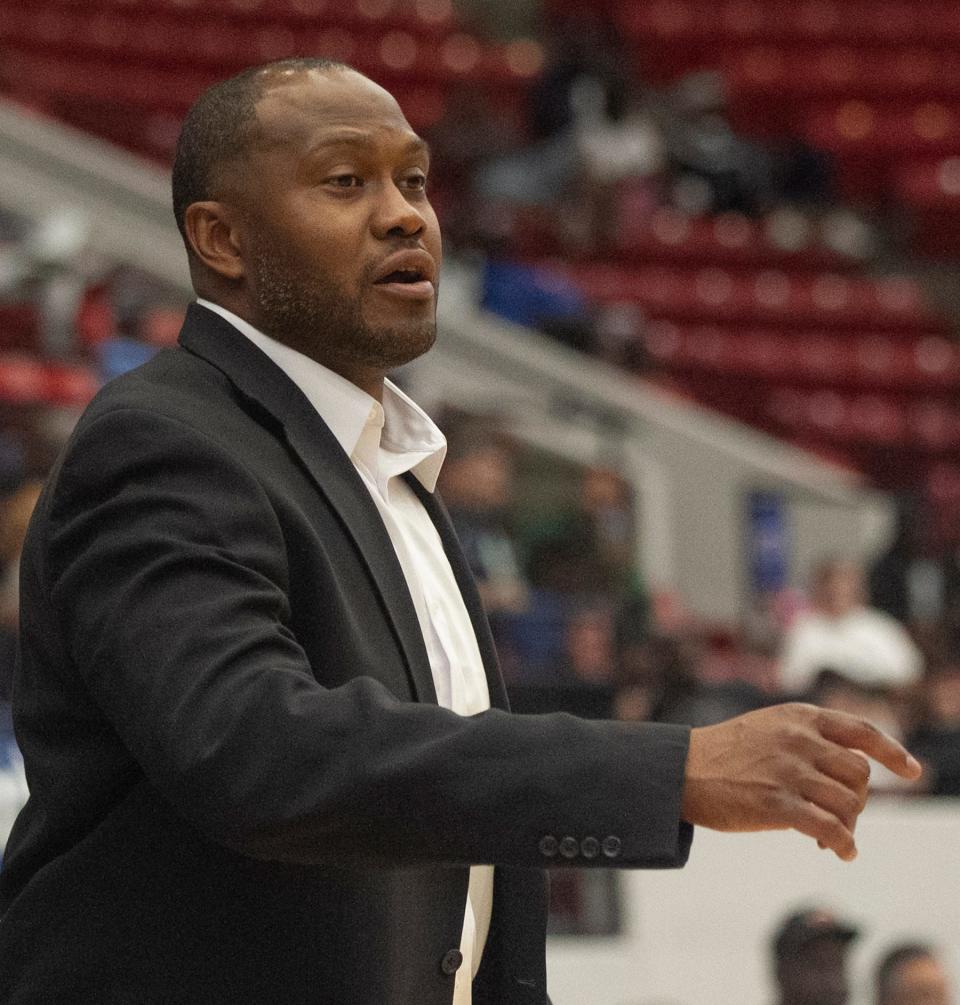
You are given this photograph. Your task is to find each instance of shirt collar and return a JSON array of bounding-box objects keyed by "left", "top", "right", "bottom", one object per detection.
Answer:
[{"left": 195, "top": 299, "right": 446, "bottom": 491}]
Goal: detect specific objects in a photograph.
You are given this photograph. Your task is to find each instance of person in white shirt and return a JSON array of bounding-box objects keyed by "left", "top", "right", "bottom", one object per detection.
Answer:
[
  {"left": 780, "top": 557, "right": 923, "bottom": 696},
  {"left": 0, "top": 58, "right": 921, "bottom": 1005}
]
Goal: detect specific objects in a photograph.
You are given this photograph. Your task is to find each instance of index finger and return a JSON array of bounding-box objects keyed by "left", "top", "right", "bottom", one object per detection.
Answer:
[{"left": 817, "top": 710, "right": 922, "bottom": 781}]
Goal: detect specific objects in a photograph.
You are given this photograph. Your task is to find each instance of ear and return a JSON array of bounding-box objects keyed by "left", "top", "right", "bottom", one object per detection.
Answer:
[{"left": 184, "top": 201, "right": 246, "bottom": 282}]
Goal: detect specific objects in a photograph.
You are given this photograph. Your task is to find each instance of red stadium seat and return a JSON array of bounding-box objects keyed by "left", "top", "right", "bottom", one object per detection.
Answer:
[{"left": 560, "top": 262, "right": 946, "bottom": 334}]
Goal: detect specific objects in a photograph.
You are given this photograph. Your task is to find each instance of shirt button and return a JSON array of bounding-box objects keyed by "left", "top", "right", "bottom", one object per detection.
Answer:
[
  {"left": 440, "top": 949, "right": 464, "bottom": 975},
  {"left": 580, "top": 836, "right": 601, "bottom": 859},
  {"left": 602, "top": 835, "right": 622, "bottom": 859},
  {"left": 538, "top": 835, "right": 559, "bottom": 858},
  {"left": 559, "top": 836, "right": 579, "bottom": 859}
]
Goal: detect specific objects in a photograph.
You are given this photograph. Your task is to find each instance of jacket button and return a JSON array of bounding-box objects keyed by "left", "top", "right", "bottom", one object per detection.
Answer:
[
  {"left": 440, "top": 949, "right": 463, "bottom": 975},
  {"left": 580, "top": 836, "right": 600, "bottom": 859},
  {"left": 559, "top": 836, "right": 579, "bottom": 859},
  {"left": 602, "top": 835, "right": 622, "bottom": 859},
  {"left": 538, "top": 835, "right": 559, "bottom": 858}
]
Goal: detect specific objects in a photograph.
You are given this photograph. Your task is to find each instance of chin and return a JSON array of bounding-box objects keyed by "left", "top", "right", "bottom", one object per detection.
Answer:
[{"left": 371, "top": 322, "right": 437, "bottom": 369}]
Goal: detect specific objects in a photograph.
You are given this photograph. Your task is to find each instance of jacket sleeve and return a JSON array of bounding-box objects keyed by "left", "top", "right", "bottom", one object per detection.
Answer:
[{"left": 43, "top": 405, "right": 693, "bottom": 871}]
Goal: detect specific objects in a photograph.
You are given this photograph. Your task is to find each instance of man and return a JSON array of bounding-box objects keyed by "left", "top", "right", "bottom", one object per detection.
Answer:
[
  {"left": 0, "top": 59, "right": 920, "bottom": 1004},
  {"left": 780, "top": 557, "right": 923, "bottom": 696},
  {"left": 875, "top": 943, "right": 953, "bottom": 1005},
  {"left": 771, "top": 909, "right": 859, "bottom": 1005}
]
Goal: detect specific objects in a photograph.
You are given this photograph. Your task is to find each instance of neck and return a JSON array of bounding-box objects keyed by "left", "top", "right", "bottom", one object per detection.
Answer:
[{"left": 198, "top": 294, "right": 387, "bottom": 402}]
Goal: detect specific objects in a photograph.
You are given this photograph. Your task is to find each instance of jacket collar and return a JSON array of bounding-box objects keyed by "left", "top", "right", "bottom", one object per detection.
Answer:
[{"left": 178, "top": 302, "right": 440, "bottom": 704}]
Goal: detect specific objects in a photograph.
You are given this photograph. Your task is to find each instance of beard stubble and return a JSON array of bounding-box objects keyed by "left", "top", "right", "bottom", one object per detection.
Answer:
[{"left": 250, "top": 241, "right": 437, "bottom": 373}]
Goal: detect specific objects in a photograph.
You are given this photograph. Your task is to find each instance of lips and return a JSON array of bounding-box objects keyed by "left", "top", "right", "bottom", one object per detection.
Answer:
[{"left": 371, "top": 249, "right": 437, "bottom": 296}]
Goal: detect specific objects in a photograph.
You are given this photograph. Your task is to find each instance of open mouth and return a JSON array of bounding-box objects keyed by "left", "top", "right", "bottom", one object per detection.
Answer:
[
  {"left": 375, "top": 268, "right": 426, "bottom": 285},
  {"left": 372, "top": 268, "right": 435, "bottom": 300}
]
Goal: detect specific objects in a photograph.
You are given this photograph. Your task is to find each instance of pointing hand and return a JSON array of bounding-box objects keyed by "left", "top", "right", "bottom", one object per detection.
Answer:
[{"left": 679, "top": 703, "right": 922, "bottom": 861}]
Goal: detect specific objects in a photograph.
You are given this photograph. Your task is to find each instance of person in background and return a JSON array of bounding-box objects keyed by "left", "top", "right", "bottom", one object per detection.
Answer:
[
  {"left": 780, "top": 557, "right": 923, "bottom": 697},
  {"left": 875, "top": 943, "right": 953, "bottom": 1005},
  {"left": 908, "top": 663, "right": 960, "bottom": 795},
  {"left": 771, "top": 908, "right": 859, "bottom": 1005},
  {"left": 0, "top": 480, "right": 42, "bottom": 701},
  {"left": 436, "top": 420, "right": 528, "bottom": 622},
  {"left": 780, "top": 557, "right": 924, "bottom": 788}
]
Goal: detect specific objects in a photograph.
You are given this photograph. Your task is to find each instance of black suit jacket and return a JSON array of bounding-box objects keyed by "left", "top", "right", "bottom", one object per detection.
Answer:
[{"left": 0, "top": 304, "right": 692, "bottom": 1004}]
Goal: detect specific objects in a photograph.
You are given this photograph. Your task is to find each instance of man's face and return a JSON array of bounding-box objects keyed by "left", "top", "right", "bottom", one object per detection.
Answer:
[
  {"left": 779, "top": 939, "right": 850, "bottom": 1005},
  {"left": 234, "top": 68, "right": 442, "bottom": 381}
]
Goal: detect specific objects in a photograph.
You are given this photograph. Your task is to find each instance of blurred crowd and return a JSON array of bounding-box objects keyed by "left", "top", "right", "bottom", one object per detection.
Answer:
[
  {"left": 436, "top": 413, "right": 960, "bottom": 798},
  {"left": 0, "top": 10, "right": 957, "bottom": 800},
  {"left": 769, "top": 906, "right": 953, "bottom": 1005},
  {"left": 424, "top": 10, "right": 872, "bottom": 360}
]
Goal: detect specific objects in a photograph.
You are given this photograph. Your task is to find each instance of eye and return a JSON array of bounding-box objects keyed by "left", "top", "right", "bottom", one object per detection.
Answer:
[
  {"left": 402, "top": 171, "right": 428, "bottom": 191},
  {"left": 326, "top": 174, "right": 363, "bottom": 188}
]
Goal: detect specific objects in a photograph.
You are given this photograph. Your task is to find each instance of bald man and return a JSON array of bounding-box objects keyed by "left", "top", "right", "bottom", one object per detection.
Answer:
[{"left": 0, "top": 60, "right": 920, "bottom": 1005}]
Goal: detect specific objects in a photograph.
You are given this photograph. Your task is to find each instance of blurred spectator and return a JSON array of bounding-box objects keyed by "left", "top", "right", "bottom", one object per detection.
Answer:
[
  {"left": 909, "top": 664, "right": 960, "bottom": 796},
  {"left": 580, "top": 466, "right": 635, "bottom": 580},
  {"left": 473, "top": 11, "right": 664, "bottom": 257},
  {"left": 870, "top": 497, "right": 947, "bottom": 639},
  {"left": 665, "top": 71, "right": 777, "bottom": 216},
  {"left": 567, "top": 74, "right": 667, "bottom": 250},
  {"left": 566, "top": 602, "right": 615, "bottom": 686},
  {"left": 771, "top": 908, "right": 859, "bottom": 1005},
  {"left": 665, "top": 71, "right": 833, "bottom": 217},
  {"left": 614, "top": 632, "right": 766, "bottom": 727},
  {"left": 426, "top": 85, "right": 516, "bottom": 248},
  {"left": 875, "top": 943, "right": 953, "bottom": 1005},
  {"left": 780, "top": 557, "right": 923, "bottom": 696},
  {"left": 479, "top": 257, "right": 595, "bottom": 352},
  {"left": 870, "top": 494, "right": 960, "bottom": 663},
  {"left": 437, "top": 420, "right": 528, "bottom": 619},
  {"left": 781, "top": 557, "right": 923, "bottom": 788},
  {"left": 0, "top": 479, "right": 42, "bottom": 701},
  {"left": 527, "top": 13, "right": 631, "bottom": 144},
  {"left": 437, "top": 419, "right": 529, "bottom": 684}
]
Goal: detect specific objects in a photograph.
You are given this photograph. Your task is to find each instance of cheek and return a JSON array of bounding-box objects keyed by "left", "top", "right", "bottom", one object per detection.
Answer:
[
  {"left": 424, "top": 204, "right": 443, "bottom": 259},
  {"left": 282, "top": 199, "right": 366, "bottom": 278}
]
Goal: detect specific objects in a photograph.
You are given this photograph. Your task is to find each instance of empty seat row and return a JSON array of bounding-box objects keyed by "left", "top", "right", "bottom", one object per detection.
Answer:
[
  {"left": 642, "top": 322, "right": 960, "bottom": 390},
  {"left": 17, "top": 0, "right": 456, "bottom": 32},
  {"left": 559, "top": 263, "right": 946, "bottom": 333},
  {"left": 724, "top": 46, "right": 960, "bottom": 106},
  {"left": 621, "top": 1, "right": 960, "bottom": 46},
  {"left": 611, "top": 208, "right": 860, "bottom": 272},
  {"left": 1, "top": 23, "right": 542, "bottom": 91},
  {"left": 763, "top": 385, "right": 960, "bottom": 452}
]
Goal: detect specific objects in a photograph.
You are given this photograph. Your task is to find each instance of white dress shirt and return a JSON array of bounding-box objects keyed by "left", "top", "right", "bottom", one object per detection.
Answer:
[{"left": 196, "top": 300, "right": 493, "bottom": 1003}]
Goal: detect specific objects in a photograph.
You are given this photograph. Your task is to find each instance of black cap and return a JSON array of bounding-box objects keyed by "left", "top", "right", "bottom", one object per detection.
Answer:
[{"left": 773, "top": 909, "right": 860, "bottom": 958}]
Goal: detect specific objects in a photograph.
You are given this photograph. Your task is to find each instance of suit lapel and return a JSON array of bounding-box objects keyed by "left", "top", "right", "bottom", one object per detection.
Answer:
[
  {"left": 403, "top": 474, "right": 510, "bottom": 713},
  {"left": 177, "top": 304, "right": 437, "bottom": 705}
]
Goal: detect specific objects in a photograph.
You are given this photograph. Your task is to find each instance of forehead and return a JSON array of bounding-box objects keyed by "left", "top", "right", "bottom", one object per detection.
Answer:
[
  {"left": 252, "top": 68, "right": 419, "bottom": 154},
  {"left": 896, "top": 956, "right": 946, "bottom": 986}
]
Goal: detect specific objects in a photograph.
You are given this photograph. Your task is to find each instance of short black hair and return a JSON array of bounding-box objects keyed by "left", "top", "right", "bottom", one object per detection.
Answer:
[
  {"left": 171, "top": 58, "right": 352, "bottom": 247},
  {"left": 876, "top": 943, "right": 937, "bottom": 1003}
]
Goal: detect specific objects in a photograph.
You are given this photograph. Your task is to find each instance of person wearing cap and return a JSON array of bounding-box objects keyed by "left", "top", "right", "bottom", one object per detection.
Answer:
[{"left": 772, "top": 908, "right": 860, "bottom": 1005}]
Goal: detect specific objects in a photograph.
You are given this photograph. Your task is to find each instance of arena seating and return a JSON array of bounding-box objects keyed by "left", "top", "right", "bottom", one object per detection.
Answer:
[
  {"left": 621, "top": 0, "right": 960, "bottom": 230},
  {"left": 0, "top": 0, "right": 543, "bottom": 157},
  {"left": 2, "top": 0, "right": 960, "bottom": 493}
]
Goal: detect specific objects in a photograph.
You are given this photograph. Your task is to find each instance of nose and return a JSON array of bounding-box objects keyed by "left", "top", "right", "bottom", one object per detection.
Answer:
[{"left": 371, "top": 177, "right": 427, "bottom": 240}]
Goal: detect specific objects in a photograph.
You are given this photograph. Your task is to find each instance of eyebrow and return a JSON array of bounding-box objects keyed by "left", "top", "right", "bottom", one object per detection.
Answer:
[{"left": 305, "top": 130, "right": 431, "bottom": 159}]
